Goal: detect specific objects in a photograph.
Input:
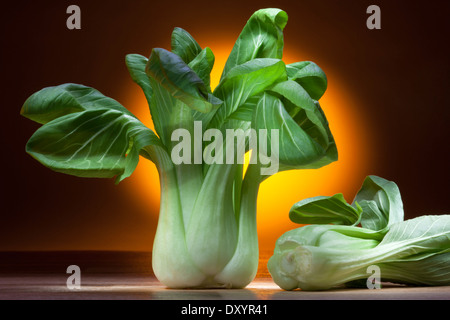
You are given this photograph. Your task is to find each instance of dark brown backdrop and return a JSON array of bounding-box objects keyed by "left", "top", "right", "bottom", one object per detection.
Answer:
[{"left": 1, "top": 0, "right": 449, "bottom": 251}]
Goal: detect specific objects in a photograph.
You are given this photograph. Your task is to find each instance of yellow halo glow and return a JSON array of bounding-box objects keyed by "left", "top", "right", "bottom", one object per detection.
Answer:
[{"left": 121, "top": 39, "right": 375, "bottom": 252}]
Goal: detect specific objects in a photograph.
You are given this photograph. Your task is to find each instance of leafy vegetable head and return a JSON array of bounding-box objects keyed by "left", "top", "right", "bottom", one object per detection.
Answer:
[
  {"left": 268, "top": 176, "right": 450, "bottom": 290},
  {"left": 21, "top": 8, "right": 337, "bottom": 288}
]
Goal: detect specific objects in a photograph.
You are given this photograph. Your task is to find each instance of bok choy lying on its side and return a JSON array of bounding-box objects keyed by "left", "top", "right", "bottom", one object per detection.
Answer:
[
  {"left": 21, "top": 9, "right": 338, "bottom": 288},
  {"left": 268, "top": 176, "right": 450, "bottom": 291}
]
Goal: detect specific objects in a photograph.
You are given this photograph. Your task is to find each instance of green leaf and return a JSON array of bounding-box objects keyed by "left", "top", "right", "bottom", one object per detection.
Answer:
[
  {"left": 21, "top": 83, "right": 136, "bottom": 124},
  {"left": 221, "top": 8, "right": 288, "bottom": 80},
  {"left": 210, "top": 58, "right": 286, "bottom": 129},
  {"left": 254, "top": 92, "right": 337, "bottom": 172},
  {"left": 170, "top": 28, "right": 215, "bottom": 92},
  {"left": 226, "top": 96, "right": 259, "bottom": 122},
  {"left": 269, "top": 80, "right": 330, "bottom": 149},
  {"left": 357, "top": 200, "right": 387, "bottom": 231},
  {"left": 21, "top": 83, "right": 161, "bottom": 182},
  {"left": 286, "top": 61, "right": 327, "bottom": 100},
  {"left": 188, "top": 47, "right": 215, "bottom": 93},
  {"left": 146, "top": 48, "right": 222, "bottom": 114},
  {"left": 380, "top": 215, "right": 450, "bottom": 252},
  {"left": 289, "top": 193, "right": 362, "bottom": 225},
  {"left": 171, "top": 27, "right": 203, "bottom": 64},
  {"left": 353, "top": 175, "right": 404, "bottom": 232},
  {"left": 125, "top": 54, "right": 153, "bottom": 104},
  {"left": 147, "top": 76, "right": 176, "bottom": 147},
  {"left": 145, "top": 48, "right": 221, "bottom": 147},
  {"left": 304, "top": 100, "right": 338, "bottom": 168},
  {"left": 26, "top": 109, "right": 161, "bottom": 183}
]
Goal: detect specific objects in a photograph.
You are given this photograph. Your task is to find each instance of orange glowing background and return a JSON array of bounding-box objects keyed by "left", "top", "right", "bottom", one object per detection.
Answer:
[
  {"left": 3, "top": 1, "right": 449, "bottom": 254},
  {"left": 121, "top": 37, "right": 375, "bottom": 251}
]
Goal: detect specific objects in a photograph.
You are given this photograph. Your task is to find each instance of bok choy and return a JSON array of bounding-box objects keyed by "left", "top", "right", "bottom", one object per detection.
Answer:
[
  {"left": 268, "top": 176, "right": 450, "bottom": 290},
  {"left": 21, "top": 9, "right": 337, "bottom": 288}
]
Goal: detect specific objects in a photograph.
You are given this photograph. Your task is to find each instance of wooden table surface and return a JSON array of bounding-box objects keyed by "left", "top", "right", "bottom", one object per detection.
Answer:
[
  {"left": 2, "top": 273, "right": 450, "bottom": 300},
  {"left": 0, "top": 251, "right": 449, "bottom": 300}
]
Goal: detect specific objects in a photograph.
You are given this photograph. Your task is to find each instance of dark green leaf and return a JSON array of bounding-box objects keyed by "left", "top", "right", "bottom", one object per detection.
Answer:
[
  {"left": 226, "top": 96, "right": 259, "bottom": 122},
  {"left": 145, "top": 48, "right": 221, "bottom": 147},
  {"left": 353, "top": 175, "right": 404, "bottom": 231},
  {"left": 188, "top": 47, "right": 215, "bottom": 93},
  {"left": 221, "top": 8, "right": 288, "bottom": 80},
  {"left": 171, "top": 27, "right": 203, "bottom": 64},
  {"left": 171, "top": 28, "right": 215, "bottom": 92},
  {"left": 26, "top": 109, "right": 161, "bottom": 183},
  {"left": 210, "top": 58, "right": 286, "bottom": 129},
  {"left": 146, "top": 48, "right": 221, "bottom": 114},
  {"left": 254, "top": 92, "right": 337, "bottom": 172},
  {"left": 286, "top": 61, "right": 327, "bottom": 100},
  {"left": 125, "top": 54, "right": 153, "bottom": 104},
  {"left": 22, "top": 83, "right": 161, "bottom": 182},
  {"left": 21, "top": 83, "right": 136, "bottom": 124},
  {"left": 269, "top": 80, "right": 330, "bottom": 149},
  {"left": 290, "top": 193, "right": 362, "bottom": 225}
]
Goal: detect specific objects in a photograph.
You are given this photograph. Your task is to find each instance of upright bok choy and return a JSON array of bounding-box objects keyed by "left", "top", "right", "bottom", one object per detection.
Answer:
[{"left": 21, "top": 8, "right": 337, "bottom": 288}]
